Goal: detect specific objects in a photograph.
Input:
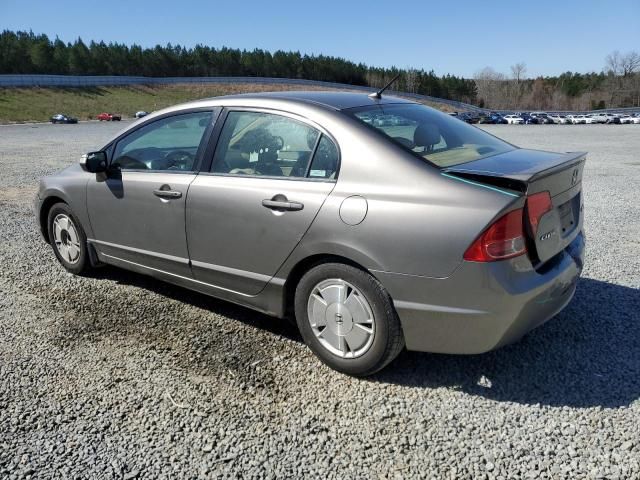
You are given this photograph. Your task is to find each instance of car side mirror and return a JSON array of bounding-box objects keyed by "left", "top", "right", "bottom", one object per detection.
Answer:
[{"left": 81, "top": 151, "right": 107, "bottom": 173}]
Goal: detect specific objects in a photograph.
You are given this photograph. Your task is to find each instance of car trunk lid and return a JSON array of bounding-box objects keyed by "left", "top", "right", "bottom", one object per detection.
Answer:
[{"left": 444, "top": 148, "right": 586, "bottom": 265}]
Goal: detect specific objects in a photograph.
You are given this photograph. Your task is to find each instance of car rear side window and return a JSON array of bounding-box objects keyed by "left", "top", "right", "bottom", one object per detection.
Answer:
[
  {"left": 348, "top": 104, "right": 514, "bottom": 167},
  {"left": 308, "top": 135, "right": 339, "bottom": 179},
  {"left": 112, "top": 111, "right": 212, "bottom": 171},
  {"left": 211, "top": 111, "right": 331, "bottom": 179}
]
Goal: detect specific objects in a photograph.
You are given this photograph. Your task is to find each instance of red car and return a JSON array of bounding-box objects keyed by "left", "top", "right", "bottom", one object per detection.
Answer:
[{"left": 96, "top": 112, "right": 121, "bottom": 121}]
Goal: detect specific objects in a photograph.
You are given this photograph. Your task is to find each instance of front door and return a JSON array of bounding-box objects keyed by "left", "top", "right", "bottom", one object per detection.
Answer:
[
  {"left": 186, "top": 110, "right": 340, "bottom": 295},
  {"left": 87, "top": 110, "right": 215, "bottom": 277}
]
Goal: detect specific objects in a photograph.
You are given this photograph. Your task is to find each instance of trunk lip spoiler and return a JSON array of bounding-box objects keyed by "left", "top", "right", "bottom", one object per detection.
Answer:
[
  {"left": 440, "top": 172, "right": 521, "bottom": 198},
  {"left": 443, "top": 151, "right": 587, "bottom": 183},
  {"left": 527, "top": 151, "right": 587, "bottom": 182}
]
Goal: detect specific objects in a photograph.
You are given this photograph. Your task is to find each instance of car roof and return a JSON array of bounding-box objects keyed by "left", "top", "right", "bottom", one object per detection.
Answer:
[{"left": 202, "top": 91, "right": 417, "bottom": 111}]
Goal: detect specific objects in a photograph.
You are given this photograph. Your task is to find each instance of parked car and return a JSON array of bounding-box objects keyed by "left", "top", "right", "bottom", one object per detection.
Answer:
[
  {"left": 478, "top": 113, "right": 507, "bottom": 124},
  {"left": 478, "top": 114, "right": 496, "bottom": 124},
  {"left": 50, "top": 114, "right": 78, "bottom": 124},
  {"left": 589, "top": 113, "right": 605, "bottom": 124},
  {"left": 548, "top": 114, "right": 567, "bottom": 124},
  {"left": 134, "top": 111, "right": 149, "bottom": 119},
  {"left": 503, "top": 114, "right": 524, "bottom": 124},
  {"left": 566, "top": 115, "right": 585, "bottom": 124},
  {"left": 530, "top": 112, "right": 554, "bottom": 124},
  {"left": 630, "top": 114, "right": 640, "bottom": 124},
  {"left": 522, "top": 112, "right": 553, "bottom": 125},
  {"left": 614, "top": 115, "right": 634, "bottom": 124},
  {"left": 97, "top": 112, "right": 122, "bottom": 121},
  {"left": 519, "top": 113, "right": 539, "bottom": 124},
  {"left": 593, "top": 112, "right": 617, "bottom": 124},
  {"left": 457, "top": 112, "right": 480, "bottom": 124},
  {"left": 35, "top": 92, "right": 585, "bottom": 376},
  {"left": 492, "top": 114, "right": 509, "bottom": 124}
]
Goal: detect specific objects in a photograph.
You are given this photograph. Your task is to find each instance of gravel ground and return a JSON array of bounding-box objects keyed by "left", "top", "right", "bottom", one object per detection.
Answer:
[{"left": 0, "top": 122, "right": 638, "bottom": 479}]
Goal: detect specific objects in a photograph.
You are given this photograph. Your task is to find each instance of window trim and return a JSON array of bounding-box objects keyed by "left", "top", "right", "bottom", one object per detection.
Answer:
[
  {"left": 105, "top": 107, "right": 221, "bottom": 174},
  {"left": 200, "top": 106, "right": 341, "bottom": 183}
]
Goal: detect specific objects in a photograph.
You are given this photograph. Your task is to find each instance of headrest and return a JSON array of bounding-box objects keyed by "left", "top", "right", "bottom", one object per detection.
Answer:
[{"left": 413, "top": 123, "right": 441, "bottom": 147}]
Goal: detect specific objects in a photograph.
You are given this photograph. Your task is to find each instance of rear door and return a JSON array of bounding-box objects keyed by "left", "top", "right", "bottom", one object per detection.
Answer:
[{"left": 186, "top": 109, "right": 339, "bottom": 295}]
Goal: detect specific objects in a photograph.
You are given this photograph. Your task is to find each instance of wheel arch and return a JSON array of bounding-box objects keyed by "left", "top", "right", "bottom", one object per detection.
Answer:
[
  {"left": 39, "top": 195, "right": 67, "bottom": 243},
  {"left": 282, "top": 253, "right": 382, "bottom": 318}
]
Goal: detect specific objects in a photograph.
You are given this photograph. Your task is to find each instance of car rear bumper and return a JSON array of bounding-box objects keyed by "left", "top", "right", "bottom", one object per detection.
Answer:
[{"left": 375, "top": 232, "right": 585, "bottom": 354}]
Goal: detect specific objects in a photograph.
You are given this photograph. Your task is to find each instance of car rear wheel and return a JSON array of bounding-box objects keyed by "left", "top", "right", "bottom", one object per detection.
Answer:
[
  {"left": 47, "top": 203, "right": 90, "bottom": 275},
  {"left": 294, "top": 263, "right": 404, "bottom": 376}
]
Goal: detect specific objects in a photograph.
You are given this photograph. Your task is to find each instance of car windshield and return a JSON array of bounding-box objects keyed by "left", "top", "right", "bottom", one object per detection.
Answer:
[{"left": 348, "top": 103, "right": 515, "bottom": 167}]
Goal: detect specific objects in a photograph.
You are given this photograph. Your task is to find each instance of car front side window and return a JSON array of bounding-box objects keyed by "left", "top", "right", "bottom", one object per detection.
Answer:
[
  {"left": 211, "top": 111, "right": 324, "bottom": 178},
  {"left": 112, "top": 111, "right": 213, "bottom": 171}
]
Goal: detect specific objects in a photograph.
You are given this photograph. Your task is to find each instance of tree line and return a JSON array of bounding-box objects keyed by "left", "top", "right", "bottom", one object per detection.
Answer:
[
  {"left": 474, "top": 52, "right": 640, "bottom": 111},
  {"left": 1, "top": 30, "right": 638, "bottom": 110},
  {"left": 0, "top": 30, "right": 477, "bottom": 103}
]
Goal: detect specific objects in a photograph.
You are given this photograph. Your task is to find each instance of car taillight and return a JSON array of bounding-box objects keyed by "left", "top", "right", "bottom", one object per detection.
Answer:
[
  {"left": 526, "top": 191, "right": 553, "bottom": 235},
  {"left": 463, "top": 209, "right": 527, "bottom": 262}
]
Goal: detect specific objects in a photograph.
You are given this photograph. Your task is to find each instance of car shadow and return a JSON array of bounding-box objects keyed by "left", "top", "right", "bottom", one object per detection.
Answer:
[
  {"left": 87, "top": 265, "right": 301, "bottom": 344},
  {"left": 372, "top": 277, "right": 640, "bottom": 409},
  {"left": 87, "top": 268, "right": 639, "bottom": 409}
]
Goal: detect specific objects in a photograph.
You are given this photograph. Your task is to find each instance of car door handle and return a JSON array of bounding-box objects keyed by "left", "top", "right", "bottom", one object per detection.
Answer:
[
  {"left": 262, "top": 198, "right": 304, "bottom": 211},
  {"left": 153, "top": 189, "right": 182, "bottom": 199}
]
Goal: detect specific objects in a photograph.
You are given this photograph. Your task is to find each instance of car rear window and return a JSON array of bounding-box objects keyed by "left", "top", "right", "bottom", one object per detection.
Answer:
[{"left": 347, "top": 103, "right": 515, "bottom": 167}]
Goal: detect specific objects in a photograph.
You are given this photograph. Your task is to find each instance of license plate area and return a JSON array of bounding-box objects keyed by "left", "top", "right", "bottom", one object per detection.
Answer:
[{"left": 558, "top": 193, "right": 580, "bottom": 237}]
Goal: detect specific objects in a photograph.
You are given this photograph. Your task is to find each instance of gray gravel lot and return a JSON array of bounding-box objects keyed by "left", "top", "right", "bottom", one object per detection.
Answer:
[{"left": 1, "top": 121, "right": 639, "bottom": 479}]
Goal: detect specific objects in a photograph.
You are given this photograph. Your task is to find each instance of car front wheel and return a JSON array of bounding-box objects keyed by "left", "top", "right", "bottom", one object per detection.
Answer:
[
  {"left": 295, "top": 263, "right": 404, "bottom": 376},
  {"left": 47, "top": 203, "right": 90, "bottom": 275}
]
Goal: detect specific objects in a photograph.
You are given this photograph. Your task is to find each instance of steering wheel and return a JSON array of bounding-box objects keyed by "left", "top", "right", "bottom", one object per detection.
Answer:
[{"left": 163, "top": 150, "right": 194, "bottom": 170}]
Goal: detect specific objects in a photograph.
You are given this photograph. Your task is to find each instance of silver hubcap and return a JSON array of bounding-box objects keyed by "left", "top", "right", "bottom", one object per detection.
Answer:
[
  {"left": 307, "top": 279, "right": 375, "bottom": 358},
  {"left": 52, "top": 214, "right": 81, "bottom": 265}
]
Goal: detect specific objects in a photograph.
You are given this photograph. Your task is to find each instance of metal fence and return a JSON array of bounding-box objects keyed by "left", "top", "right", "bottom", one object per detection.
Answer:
[{"left": 1, "top": 74, "right": 638, "bottom": 115}]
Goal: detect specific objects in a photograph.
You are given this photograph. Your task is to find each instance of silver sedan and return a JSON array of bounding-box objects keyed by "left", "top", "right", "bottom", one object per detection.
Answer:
[{"left": 35, "top": 92, "right": 585, "bottom": 375}]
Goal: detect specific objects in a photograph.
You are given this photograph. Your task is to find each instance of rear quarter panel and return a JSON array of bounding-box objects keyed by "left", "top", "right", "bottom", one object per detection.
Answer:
[{"left": 277, "top": 119, "right": 523, "bottom": 279}]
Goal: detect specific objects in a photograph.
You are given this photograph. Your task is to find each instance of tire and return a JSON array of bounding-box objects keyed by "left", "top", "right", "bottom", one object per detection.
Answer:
[
  {"left": 47, "top": 203, "right": 90, "bottom": 275},
  {"left": 294, "top": 263, "right": 404, "bottom": 376}
]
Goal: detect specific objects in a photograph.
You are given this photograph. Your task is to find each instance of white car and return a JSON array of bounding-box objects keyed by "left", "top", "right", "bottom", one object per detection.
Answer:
[
  {"left": 590, "top": 113, "right": 610, "bottom": 124},
  {"left": 548, "top": 114, "right": 567, "bottom": 124},
  {"left": 631, "top": 114, "right": 640, "bottom": 124},
  {"left": 583, "top": 115, "right": 595, "bottom": 124},
  {"left": 618, "top": 115, "right": 634, "bottom": 124},
  {"left": 566, "top": 115, "right": 586, "bottom": 124},
  {"left": 593, "top": 112, "right": 616, "bottom": 123},
  {"left": 503, "top": 115, "right": 524, "bottom": 125}
]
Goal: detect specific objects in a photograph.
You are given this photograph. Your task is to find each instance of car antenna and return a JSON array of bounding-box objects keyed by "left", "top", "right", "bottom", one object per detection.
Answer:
[{"left": 368, "top": 73, "right": 401, "bottom": 99}]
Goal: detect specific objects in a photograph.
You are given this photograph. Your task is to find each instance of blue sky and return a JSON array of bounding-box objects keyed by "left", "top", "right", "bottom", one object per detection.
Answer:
[{"left": 2, "top": 0, "right": 639, "bottom": 78}]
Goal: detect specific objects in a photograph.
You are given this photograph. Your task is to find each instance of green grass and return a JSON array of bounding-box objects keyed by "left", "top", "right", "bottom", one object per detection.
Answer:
[{"left": 0, "top": 83, "right": 451, "bottom": 123}]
